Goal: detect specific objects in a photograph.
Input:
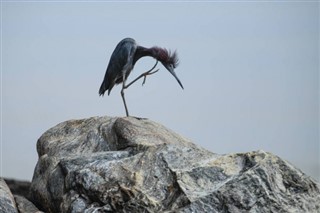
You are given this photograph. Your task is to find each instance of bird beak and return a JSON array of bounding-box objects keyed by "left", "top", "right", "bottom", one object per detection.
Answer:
[{"left": 166, "top": 66, "right": 184, "bottom": 89}]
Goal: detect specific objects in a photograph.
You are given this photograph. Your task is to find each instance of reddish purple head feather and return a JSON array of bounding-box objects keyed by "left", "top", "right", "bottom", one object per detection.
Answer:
[{"left": 152, "top": 47, "right": 179, "bottom": 68}]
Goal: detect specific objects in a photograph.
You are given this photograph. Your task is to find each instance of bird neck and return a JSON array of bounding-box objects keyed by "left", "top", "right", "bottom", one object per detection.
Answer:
[{"left": 133, "top": 46, "right": 165, "bottom": 65}]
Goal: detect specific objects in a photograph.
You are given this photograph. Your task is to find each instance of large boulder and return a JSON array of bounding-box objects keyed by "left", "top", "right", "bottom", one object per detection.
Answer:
[{"left": 29, "top": 116, "right": 320, "bottom": 212}]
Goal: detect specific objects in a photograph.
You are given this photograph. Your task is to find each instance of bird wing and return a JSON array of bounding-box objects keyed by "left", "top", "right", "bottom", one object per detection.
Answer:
[{"left": 99, "top": 38, "right": 137, "bottom": 96}]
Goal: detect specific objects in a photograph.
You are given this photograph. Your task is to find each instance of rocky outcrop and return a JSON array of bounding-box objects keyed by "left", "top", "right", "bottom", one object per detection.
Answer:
[
  {"left": 28, "top": 116, "right": 320, "bottom": 213},
  {"left": 14, "top": 195, "right": 44, "bottom": 213},
  {"left": 0, "top": 178, "right": 18, "bottom": 213},
  {"left": 4, "top": 178, "right": 31, "bottom": 198},
  {"left": 0, "top": 178, "right": 43, "bottom": 213}
]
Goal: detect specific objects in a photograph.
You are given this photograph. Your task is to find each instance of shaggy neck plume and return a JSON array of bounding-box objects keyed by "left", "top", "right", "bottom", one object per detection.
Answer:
[{"left": 133, "top": 46, "right": 179, "bottom": 68}]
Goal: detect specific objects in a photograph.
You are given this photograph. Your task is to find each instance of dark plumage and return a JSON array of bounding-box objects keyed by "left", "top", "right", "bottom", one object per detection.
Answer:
[
  {"left": 99, "top": 38, "right": 183, "bottom": 116},
  {"left": 99, "top": 38, "right": 183, "bottom": 96}
]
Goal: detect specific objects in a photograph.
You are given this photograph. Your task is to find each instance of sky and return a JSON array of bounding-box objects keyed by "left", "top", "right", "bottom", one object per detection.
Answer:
[{"left": 1, "top": 1, "right": 319, "bottom": 182}]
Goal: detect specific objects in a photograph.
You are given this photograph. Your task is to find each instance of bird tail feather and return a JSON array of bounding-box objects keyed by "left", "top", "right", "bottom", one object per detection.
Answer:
[{"left": 99, "top": 81, "right": 107, "bottom": 96}]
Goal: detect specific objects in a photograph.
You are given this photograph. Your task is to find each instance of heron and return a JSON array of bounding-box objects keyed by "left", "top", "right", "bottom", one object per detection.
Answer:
[{"left": 99, "top": 38, "right": 184, "bottom": 116}]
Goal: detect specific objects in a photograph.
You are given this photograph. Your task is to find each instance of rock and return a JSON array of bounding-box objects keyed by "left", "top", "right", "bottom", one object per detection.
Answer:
[
  {"left": 14, "top": 195, "right": 44, "bottom": 213},
  {"left": 0, "top": 178, "right": 18, "bottom": 213},
  {"left": 29, "top": 116, "right": 320, "bottom": 213},
  {"left": 1, "top": 178, "right": 43, "bottom": 213},
  {"left": 4, "top": 178, "right": 31, "bottom": 198}
]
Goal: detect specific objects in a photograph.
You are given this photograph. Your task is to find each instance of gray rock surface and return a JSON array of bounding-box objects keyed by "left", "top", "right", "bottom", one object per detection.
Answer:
[
  {"left": 29, "top": 116, "right": 320, "bottom": 213},
  {"left": 0, "top": 178, "right": 18, "bottom": 213},
  {"left": 4, "top": 178, "right": 31, "bottom": 198},
  {"left": 0, "top": 178, "right": 43, "bottom": 213},
  {"left": 14, "top": 195, "right": 44, "bottom": 213}
]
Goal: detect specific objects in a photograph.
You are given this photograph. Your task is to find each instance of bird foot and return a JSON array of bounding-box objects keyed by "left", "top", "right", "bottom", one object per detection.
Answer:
[
  {"left": 142, "top": 69, "right": 159, "bottom": 86},
  {"left": 124, "top": 61, "right": 159, "bottom": 89},
  {"left": 131, "top": 116, "right": 148, "bottom": 120}
]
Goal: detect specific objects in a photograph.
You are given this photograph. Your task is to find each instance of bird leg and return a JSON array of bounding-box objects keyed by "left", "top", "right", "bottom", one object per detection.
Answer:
[
  {"left": 121, "top": 77, "right": 130, "bottom": 117},
  {"left": 124, "top": 60, "right": 159, "bottom": 89},
  {"left": 121, "top": 60, "right": 159, "bottom": 117},
  {"left": 142, "top": 69, "right": 159, "bottom": 86}
]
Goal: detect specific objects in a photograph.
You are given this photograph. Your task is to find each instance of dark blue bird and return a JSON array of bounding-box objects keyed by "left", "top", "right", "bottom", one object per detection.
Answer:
[{"left": 99, "top": 38, "right": 183, "bottom": 116}]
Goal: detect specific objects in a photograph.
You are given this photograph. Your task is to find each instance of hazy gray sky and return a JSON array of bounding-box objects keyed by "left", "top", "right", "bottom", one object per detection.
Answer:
[{"left": 1, "top": 1, "right": 319, "bottom": 182}]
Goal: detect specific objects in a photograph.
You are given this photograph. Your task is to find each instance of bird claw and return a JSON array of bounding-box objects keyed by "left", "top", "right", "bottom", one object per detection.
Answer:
[
  {"left": 124, "top": 61, "right": 159, "bottom": 89},
  {"left": 142, "top": 69, "right": 159, "bottom": 86}
]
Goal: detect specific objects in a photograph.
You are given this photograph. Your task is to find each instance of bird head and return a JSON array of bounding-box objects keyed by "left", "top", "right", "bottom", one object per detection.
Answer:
[{"left": 154, "top": 47, "right": 184, "bottom": 89}]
